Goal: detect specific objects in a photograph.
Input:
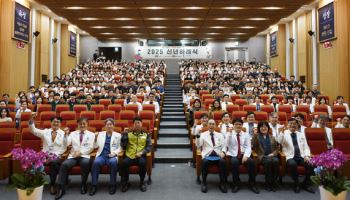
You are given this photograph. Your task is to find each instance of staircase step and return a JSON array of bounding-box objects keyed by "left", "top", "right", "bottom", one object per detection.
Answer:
[
  {"left": 162, "top": 107, "right": 184, "bottom": 112},
  {"left": 163, "top": 104, "right": 183, "bottom": 107},
  {"left": 162, "top": 111, "right": 184, "bottom": 116},
  {"left": 155, "top": 148, "right": 192, "bottom": 163},
  {"left": 160, "top": 121, "right": 187, "bottom": 128},
  {"left": 157, "top": 137, "right": 191, "bottom": 148},
  {"left": 161, "top": 115, "right": 186, "bottom": 121},
  {"left": 158, "top": 128, "right": 188, "bottom": 137}
]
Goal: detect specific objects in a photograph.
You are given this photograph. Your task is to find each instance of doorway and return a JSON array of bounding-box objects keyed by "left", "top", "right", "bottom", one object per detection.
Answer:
[{"left": 98, "top": 47, "right": 122, "bottom": 62}]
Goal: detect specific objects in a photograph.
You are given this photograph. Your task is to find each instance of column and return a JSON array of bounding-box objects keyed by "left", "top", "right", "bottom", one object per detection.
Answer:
[
  {"left": 49, "top": 18, "right": 54, "bottom": 81},
  {"left": 266, "top": 33, "right": 270, "bottom": 65},
  {"left": 76, "top": 33, "right": 80, "bottom": 65},
  {"left": 292, "top": 19, "right": 298, "bottom": 80},
  {"left": 244, "top": 49, "right": 249, "bottom": 61},
  {"left": 30, "top": 8, "right": 36, "bottom": 86},
  {"left": 56, "top": 22, "right": 61, "bottom": 77},
  {"left": 311, "top": 8, "right": 318, "bottom": 86}
]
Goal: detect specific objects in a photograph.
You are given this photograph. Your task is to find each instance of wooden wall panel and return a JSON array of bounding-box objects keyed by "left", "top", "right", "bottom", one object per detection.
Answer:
[
  {"left": 318, "top": 0, "right": 349, "bottom": 101},
  {"left": 39, "top": 14, "right": 49, "bottom": 78},
  {"left": 0, "top": 0, "right": 30, "bottom": 96},
  {"left": 34, "top": 12, "right": 41, "bottom": 87},
  {"left": 289, "top": 22, "right": 294, "bottom": 75},
  {"left": 270, "top": 24, "right": 286, "bottom": 76},
  {"left": 60, "top": 24, "right": 76, "bottom": 74},
  {"left": 306, "top": 11, "right": 313, "bottom": 89},
  {"left": 297, "top": 14, "right": 307, "bottom": 80}
]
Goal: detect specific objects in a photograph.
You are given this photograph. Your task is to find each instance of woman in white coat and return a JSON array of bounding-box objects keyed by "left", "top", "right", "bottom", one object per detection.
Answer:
[{"left": 89, "top": 118, "right": 122, "bottom": 196}]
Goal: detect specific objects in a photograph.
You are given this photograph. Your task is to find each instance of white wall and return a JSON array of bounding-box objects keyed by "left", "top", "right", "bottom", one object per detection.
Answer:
[{"left": 80, "top": 35, "right": 266, "bottom": 74}]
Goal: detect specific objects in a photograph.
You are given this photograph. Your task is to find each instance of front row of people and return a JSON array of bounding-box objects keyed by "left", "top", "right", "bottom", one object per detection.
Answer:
[
  {"left": 195, "top": 117, "right": 315, "bottom": 194},
  {"left": 28, "top": 114, "right": 152, "bottom": 200}
]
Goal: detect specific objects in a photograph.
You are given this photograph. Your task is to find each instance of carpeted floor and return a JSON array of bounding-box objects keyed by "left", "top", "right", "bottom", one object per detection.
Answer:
[{"left": 0, "top": 163, "right": 344, "bottom": 200}]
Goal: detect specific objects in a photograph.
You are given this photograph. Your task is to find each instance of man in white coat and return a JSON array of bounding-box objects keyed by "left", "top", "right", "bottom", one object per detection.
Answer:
[
  {"left": 196, "top": 119, "right": 227, "bottom": 193},
  {"left": 278, "top": 118, "right": 314, "bottom": 193},
  {"left": 89, "top": 118, "right": 121, "bottom": 196},
  {"left": 29, "top": 113, "right": 68, "bottom": 195},
  {"left": 55, "top": 117, "right": 95, "bottom": 200}
]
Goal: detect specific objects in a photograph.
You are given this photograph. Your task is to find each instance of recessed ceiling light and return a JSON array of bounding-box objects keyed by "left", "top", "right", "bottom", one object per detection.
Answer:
[
  {"left": 64, "top": 6, "right": 88, "bottom": 10},
  {"left": 128, "top": 33, "right": 141, "bottom": 35},
  {"left": 182, "top": 17, "right": 201, "bottom": 20},
  {"left": 121, "top": 26, "right": 137, "bottom": 28},
  {"left": 101, "top": 33, "right": 114, "bottom": 35},
  {"left": 221, "top": 6, "right": 244, "bottom": 9},
  {"left": 184, "top": 6, "right": 205, "bottom": 10},
  {"left": 113, "top": 17, "right": 133, "bottom": 20},
  {"left": 147, "top": 17, "right": 167, "bottom": 20},
  {"left": 247, "top": 17, "right": 268, "bottom": 21},
  {"left": 228, "top": 38, "right": 238, "bottom": 40},
  {"left": 240, "top": 26, "right": 255, "bottom": 29},
  {"left": 108, "top": 38, "right": 119, "bottom": 40},
  {"left": 102, "top": 6, "right": 126, "bottom": 10},
  {"left": 47, "top": 9, "right": 51, "bottom": 12},
  {"left": 91, "top": 26, "right": 108, "bottom": 29},
  {"left": 152, "top": 33, "right": 167, "bottom": 35},
  {"left": 142, "top": 6, "right": 166, "bottom": 10},
  {"left": 232, "top": 33, "right": 247, "bottom": 35},
  {"left": 181, "top": 33, "right": 195, "bottom": 35},
  {"left": 261, "top": 7, "right": 283, "bottom": 10},
  {"left": 180, "top": 26, "right": 197, "bottom": 29},
  {"left": 215, "top": 17, "right": 235, "bottom": 21},
  {"left": 210, "top": 26, "right": 226, "bottom": 29},
  {"left": 207, "top": 33, "right": 220, "bottom": 35},
  {"left": 80, "top": 17, "right": 99, "bottom": 20},
  {"left": 150, "top": 26, "right": 167, "bottom": 29}
]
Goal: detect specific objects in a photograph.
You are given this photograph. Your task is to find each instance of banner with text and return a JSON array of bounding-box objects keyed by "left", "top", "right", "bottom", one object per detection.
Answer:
[
  {"left": 270, "top": 32, "right": 278, "bottom": 57},
  {"left": 135, "top": 47, "right": 212, "bottom": 59},
  {"left": 318, "top": 2, "right": 335, "bottom": 43},
  {"left": 69, "top": 31, "right": 76, "bottom": 57},
  {"left": 13, "top": 2, "right": 30, "bottom": 42}
]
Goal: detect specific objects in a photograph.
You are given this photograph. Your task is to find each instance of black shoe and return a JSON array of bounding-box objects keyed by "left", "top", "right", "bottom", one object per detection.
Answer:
[
  {"left": 201, "top": 183, "right": 208, "bottom": 193},
  {"left": 80, "top": 184, "right": 87, "bottom": 195},
  {"left": 89, "top": 185, "right": 97, "bottom": 196},
  {"left": 271, "top": 184, "right": 277, "bottom": 192},
  {"left": 50, "top": 185, "right": 57, "bottom": 195},
  {"left": 109, "top": 185, "right": 117, "bottom": 195},
  {"left": 55, "top": 188, "right": 65, "bottom": 200},
  {"left": 140, "top": 182, "right": 147, "bottom": 192},
  {"left": 304, "top": 185, "right": 315, "bottom": 193},
  {"left": 121, "top": 182, "right": 129, "bottom": 192},
  {"left": 231, "top": 185, "right": 240, "bottom": 193},
  {"left": 294, "top": 183, "right": 301, "bottom": 193},
  {"left": 219, "top": 183, "right": 228, "bottom": 193},
  {"left": 265, "top": 184, "right": 272, "bottom": 192},
  {"left": 249, "top": 184, "right": 260, "bottom": 194}
]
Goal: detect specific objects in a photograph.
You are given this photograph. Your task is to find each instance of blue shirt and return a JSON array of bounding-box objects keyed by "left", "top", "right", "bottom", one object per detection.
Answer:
[{"left": 101, "top": 134, "right": 111, "bottom": 158}]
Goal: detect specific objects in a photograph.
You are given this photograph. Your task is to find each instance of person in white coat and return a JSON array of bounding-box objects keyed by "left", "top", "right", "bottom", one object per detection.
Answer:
[
  {"left": 28, "top": 113, "right": 68, "bottom": 195},
  {"left": 243, "top": 111, "right": 257, "bottom": 138},
  {"left": 335, "top": 115, "right": 350, "bottom": 128},
  {"left": 311, "top": 115, "right": 333, "bottom": 149},
  {"left": 278, "top": 118, "right": 315, "bottom": 194},
  {"left": 89, "top": 118, "right": 122, "bottom": 196},
  {"left": 220, "top": 94, "right": 233, "bottom": 112},
  {"left": 196, "top": 119, "right": 227, "bottom": 193},
  {"left": 226, "top": 118, "right": 259, "bottom": 194},
  {"left": 268, "top": 112, "right": 284, "bottom": 139},
  {"left": 56, "top": 117, "right": 95, "bottom": 200}
]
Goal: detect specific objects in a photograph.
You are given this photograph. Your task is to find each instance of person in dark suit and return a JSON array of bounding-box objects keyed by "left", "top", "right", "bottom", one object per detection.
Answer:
[
  {"left": 51, "top": 93, "right": 63, "bottom": 111},
  {"left": 252, "top": 121, "right": 279, "bottom": 192}
]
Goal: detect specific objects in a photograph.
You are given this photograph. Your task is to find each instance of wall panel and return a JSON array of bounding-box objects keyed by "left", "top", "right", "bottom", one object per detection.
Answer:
[{"left": 270, "top": 24, "right": 286, "bottom": 76}]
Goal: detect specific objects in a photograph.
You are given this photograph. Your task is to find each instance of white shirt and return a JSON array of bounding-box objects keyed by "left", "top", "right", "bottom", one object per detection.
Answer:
[
  {"left": 29, "top": 123, "right": 67, "bottom": 157},
  {"left": 269, "top": 122, "right": 284, "bottom": 139},
  {"left": 243, "top": 122, "right": 257, "bottom": 138},
  {"left": 95, "top": 131, "right": 122, "bottom": 157},
  {"left": 278, "top": 129, "right": 311, "bottom": 160},
  {"left": 196, "top": 130, "right": 226, "bottom": 158},
  {"left": 226, "top": 130, "right": 251, "bottom": 158},
  {"left": 15, "top": 108, "right": 31, "bottom": 119},
  {"left": 218, "top": 122, "right": 234, "bottom": 139},
  {"left": 221, "top": 101, "right": 233, "bottom": 112},
  {"left": 128, "top": 102, "right": 143, "bottom": 113},
  {"left": 143, "top": 101, "right": 160, "bottom": 114},
  {"left": 67, "top": 130, "right": 95, "bottom": 159}
]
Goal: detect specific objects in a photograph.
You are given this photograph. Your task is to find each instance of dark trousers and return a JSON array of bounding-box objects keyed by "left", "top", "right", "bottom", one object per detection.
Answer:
[
  {"left": 91, "top": 156, "right": 118, "bottom": 186},
  {"left": 57, "top": 157, "right": 91, "bottom": 189},
  {"left": 48, "top": 159, "right": 61, "bottom": 186},
  {"left": 261, "top": 156, "right": 279, "bottom": 185},
  {"left": 201, "top": 158, "right": 227, "bottom": 184},
  {"left": 230, "top": 156, "right": 256, "bottom": 184},
  {"left": 121, "top": 156, "right": 146, "bottom": 183},
  {"left": 286, "top": 156, "right": 314, "bottom": 185}
]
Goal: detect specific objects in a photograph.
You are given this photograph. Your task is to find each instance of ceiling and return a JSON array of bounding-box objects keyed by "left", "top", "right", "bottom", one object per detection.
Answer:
[{"left": 35, "top": 0, "right": 314, "bottom": 41}]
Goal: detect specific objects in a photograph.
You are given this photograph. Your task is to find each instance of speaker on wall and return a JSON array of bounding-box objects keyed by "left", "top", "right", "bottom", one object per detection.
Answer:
[
  {"left": 300, "top": 75, "right": 306, "bottom": 83},
  {"left": 41, "top": 74, "right": 48, "bottom": 83},
  {"left": 201, "top": 40, "right": 208, "bottom": 46},
  {"left": 138, "top": 40, "right": 144, "bottom": 46}
]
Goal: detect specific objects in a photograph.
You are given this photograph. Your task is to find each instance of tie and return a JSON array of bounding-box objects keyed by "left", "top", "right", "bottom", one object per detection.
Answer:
[
  {"left": 80, "top": 131, "right": 84, "bottom": 144},
  {"left": 273, "top": 103, "right": 277, "bottom": 112},
  {"left": 291, "top": 132, "right": 301, "bottom": 157},
  {"left": 249, "top": 123, "right": 254, "bottom": 137},
  {"left": 150, "top": 101, "right": 153, "bottom": 104},
  {"left": 226, "top": 124, "right": 229, "bottom": 132},
  {"left": 210, "top": 132, "right": 216, "bottom": 146},
  {"left": 257, "top": 103, "right": 260, "bottom": 111},
  {"left": 236, "top": 133, "right": 242, "bottom": 159}
]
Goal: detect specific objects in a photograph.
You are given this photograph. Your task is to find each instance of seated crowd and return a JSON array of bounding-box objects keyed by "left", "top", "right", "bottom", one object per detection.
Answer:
[
  {"left": 180, "top": 60, "right": 350, "bottom": 194},
  {"left": 0, "top": 60, "right": 166, "bottom": 199}
]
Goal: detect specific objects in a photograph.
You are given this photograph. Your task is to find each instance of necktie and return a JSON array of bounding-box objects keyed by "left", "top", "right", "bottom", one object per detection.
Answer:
[
  {"left": 150, "top": 101, "right": 153, "bottom": 104},
  {"left": 291, "top": 132, "right": 301, "bottom": 157},
  {"left": 80, "top": 131, "right": 84, "bottom": 144},
  {"left": 273, "top": 103, "right": 277, "bottom": 112},
  {"left": 210, "top": 132, "right": 216, "bottom": 146},
  {"left": 257, "top": 103, "right": 260, "bottom": 111},
  {"left": 236, "top": 133, "right": 242, "bottom": 159}
]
